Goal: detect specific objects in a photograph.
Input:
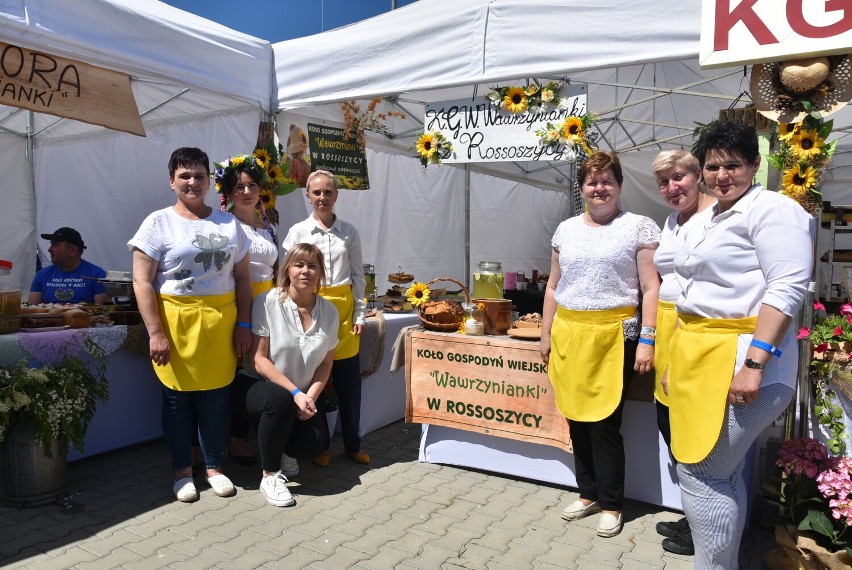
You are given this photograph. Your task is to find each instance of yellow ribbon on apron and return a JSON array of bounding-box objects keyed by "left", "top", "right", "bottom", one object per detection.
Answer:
[
  {"left": 548, "top": 305, "right": 635, "bottom": 422},
  {"left": 320, "top": 283, "right": 360, "bottom": 360},
  {"left": 654, "top": 300, "right": 677, "bottom": 406},
  {"left": 668, "top": 313, "right": 757, "bottom": 464},
  {"left": 251, "top": 279, "right": 273, "bottom": 298},
  {"left": 155, "top": 291, "right": 238, "bottom": 392}
]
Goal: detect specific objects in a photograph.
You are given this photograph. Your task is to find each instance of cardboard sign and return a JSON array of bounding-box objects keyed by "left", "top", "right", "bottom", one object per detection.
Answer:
[
  {"left": 424, "top": 84, "right": 588, "bottom": 163},
  {"left": 0, "top": 42, "right": 144, "bottom": 136},
  {"left": 307, "top": 122, "right": 369, "bottom": 190},
  {"left": 700, "top": 0, "right": 852, "bottom": 68},
  {"left": 405, "top": 331, "right": 571, "bottom": 450}
]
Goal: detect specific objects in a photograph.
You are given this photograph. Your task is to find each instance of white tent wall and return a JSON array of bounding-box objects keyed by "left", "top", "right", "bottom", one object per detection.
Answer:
[
  {"left": 0, "top": 0, "right": 275, "bottom": 292},
  {"left": 30, "top": 108, "right": 261, "bottom": 279},
  {"left": 0, "top": 132, "right": 35, "bottom": 289}
]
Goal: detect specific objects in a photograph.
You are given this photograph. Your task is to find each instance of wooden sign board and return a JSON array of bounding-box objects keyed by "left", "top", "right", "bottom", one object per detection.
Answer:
[
  {"left": 0, "top": 42, "right": 145, "bottom": 137},
  {"left": 405, "top": 330, "right": 572, "bottom": 451},
  {"left": 700, "top": 0, "right": 852, "bottom": 68}
]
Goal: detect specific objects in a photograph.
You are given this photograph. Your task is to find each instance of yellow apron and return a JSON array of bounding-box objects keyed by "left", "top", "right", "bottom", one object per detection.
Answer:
[
  {"left": 155, "top": 292, "right": 238, "bottom": 392},
  {"left": 668, "top": 313, "right": 757, "bottom": 464},
  {"left": 320, "top": 283, "right": 360, "bottom": 360},
  {"left": 251, "top": 279, "right": 273, "bottom": 298},
  {"left": 548, "top": 305, "right": 635, "bottom": 422},
  {"left": 654, "top": 300, "right": 677, "bottom": 406}
]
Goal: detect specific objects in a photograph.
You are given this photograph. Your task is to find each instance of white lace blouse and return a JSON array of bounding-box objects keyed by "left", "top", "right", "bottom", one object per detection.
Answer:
[{"left": 552, "top": 212, "right": 660, "bottom": 337}]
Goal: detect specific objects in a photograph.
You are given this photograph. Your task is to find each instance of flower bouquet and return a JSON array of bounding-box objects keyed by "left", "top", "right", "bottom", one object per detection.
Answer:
[
  {"left": 800, "top": 302, "right": 852, "bottom": 454},
  {"left": 767, "top": 106, "right": 837, "bottom": 214},
  {"left": 413, "top": 131, "right": 454, "bottom": 167},
  {"left": 764, "top": 437, "right": 852, "bottom": 568},
  {"left": 0, "top": 341, "right": 109, "bottom": 455},
  {"left": 486, "top": 81, "right": 563, "bottom": 114}
]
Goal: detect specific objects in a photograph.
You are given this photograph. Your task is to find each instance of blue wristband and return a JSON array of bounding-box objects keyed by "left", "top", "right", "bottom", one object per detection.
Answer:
[
  {"left": 750, "top": 339, "right": 782, "bottom": 357},
  {"left": 638, "top": 337, "right": 655, "bottom": 346},
  {"left": 291, "top": 387, "right": 301, "bottom": 397},
  {"left": 237, "top": 321, "right": 251, "bottom": 329}
]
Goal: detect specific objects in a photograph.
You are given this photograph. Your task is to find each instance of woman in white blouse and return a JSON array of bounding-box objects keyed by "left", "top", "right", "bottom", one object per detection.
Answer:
[
  {"left": 668, "top": 122, "right": 814, "bottom": 568},
  {"left": 213, "top": 155, "right": 279, "bottom": 466},
  {"left": 282, "top": 170, "right": 369, "bottom": 465},
  {"left": 240, "top": 243, "right": 339, "bottom": 506},
  {"left": 540, "top": 151, "right": 660, "bottom": 538},
  {"left": 649, "top": 149, "right": 715, "bottom": 556}
]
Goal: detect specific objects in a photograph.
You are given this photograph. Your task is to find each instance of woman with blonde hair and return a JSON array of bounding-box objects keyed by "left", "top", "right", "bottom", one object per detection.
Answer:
[
  {"left": 649, "top": 149, "right": 715, "bottom": 556},
  {"left": 282, "top": 169, "right": 369, "bottom": 466},
  {"left": 236, "top": 243, "right": 339, "bottom": 506}
]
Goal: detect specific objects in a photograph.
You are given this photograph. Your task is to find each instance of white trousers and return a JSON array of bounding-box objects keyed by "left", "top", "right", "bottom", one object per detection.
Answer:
[{"left": 677, "top": 383, "right": 793, "bottom": 570}]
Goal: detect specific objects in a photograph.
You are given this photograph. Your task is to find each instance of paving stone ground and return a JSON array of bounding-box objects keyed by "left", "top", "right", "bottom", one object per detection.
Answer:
[{"left": 0, "top": 421, "right": 776, "bottom": 569}]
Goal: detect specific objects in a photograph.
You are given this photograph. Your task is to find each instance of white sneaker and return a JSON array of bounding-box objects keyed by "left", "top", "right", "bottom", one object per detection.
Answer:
[
  {"left": 281, "top": 453, "right": 300, "bottom": 478},
  {"left": 260, "top": 472, "right": 295, "bottom": 507},
  {"left": 173, "top": 477, "right": 198, "bottom": 502}
]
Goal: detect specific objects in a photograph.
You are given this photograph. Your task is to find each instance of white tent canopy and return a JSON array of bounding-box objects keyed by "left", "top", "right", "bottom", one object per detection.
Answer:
[
  {"left": 272, "top": 0, "right": 818, "bottom": 286},
  {"left": 0, "top": 0, "right": 274, "bottom": 290}
]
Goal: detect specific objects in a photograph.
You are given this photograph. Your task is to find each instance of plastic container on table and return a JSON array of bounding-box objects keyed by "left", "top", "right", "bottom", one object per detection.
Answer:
[{"left": 0, "top": 259, "right": 21, "bottom": 334}]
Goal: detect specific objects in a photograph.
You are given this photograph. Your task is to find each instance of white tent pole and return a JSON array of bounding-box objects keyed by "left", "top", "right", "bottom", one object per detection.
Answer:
[
  {"left": 465, "top": 164, "right": 471, "bottom": 292},
  {"left": 26, "top": 110, "right": 37, "bottom": 265}
]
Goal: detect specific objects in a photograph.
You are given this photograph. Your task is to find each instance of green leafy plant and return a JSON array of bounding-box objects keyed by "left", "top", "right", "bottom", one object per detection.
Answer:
[{"left": 0, "top": 339, "right": 109, "bottom": 456}]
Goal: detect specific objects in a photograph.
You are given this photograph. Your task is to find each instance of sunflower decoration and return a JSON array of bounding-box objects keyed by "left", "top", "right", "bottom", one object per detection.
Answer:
[
  {"left": 487, "top": 81, "right": 563, "bottom": 114},
  {"left": 777, "top": 122, "right": 800, "bottom": 142},
  {"left": 413, "top": 130, "right": 454, "bottom": 167},
  {"left": 789, "top": 128, "right": 826, "bottom": 160},
  {"left": 781, "top": 163, "right": 819, "bottom": 199},
  {"left": 406, "top": 282, "right": 431, "bottom": 307},
  {"left": 767, "top": 110, "right": 837, "bottom": 212},
  {"left": 535, "top": 112, "right": 598, "bottom": 158},
  {"left": 502, "top": 87, "right": 529, "bottom": 114}
]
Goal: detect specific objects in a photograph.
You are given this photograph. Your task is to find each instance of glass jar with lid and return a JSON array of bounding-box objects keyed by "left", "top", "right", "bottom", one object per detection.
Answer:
[
  {"left": 363, "top": 263, "right": 377, "bottom": 299},
  {"left": 0, "top": 259, "right": 21, "bottom": 334},
  {"left": 472, "top": 260, "right": 505, "bottom": 299}
]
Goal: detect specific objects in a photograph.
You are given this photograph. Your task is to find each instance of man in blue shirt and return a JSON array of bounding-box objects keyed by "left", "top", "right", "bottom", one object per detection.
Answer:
[{"left": 29, "top": 227, "right": 110, "bottom": 304}]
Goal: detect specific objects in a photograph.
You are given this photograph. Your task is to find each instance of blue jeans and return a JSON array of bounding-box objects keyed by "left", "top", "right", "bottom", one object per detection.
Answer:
[{"left": 161, "top": 384, "right": 230, "bottom": 471}]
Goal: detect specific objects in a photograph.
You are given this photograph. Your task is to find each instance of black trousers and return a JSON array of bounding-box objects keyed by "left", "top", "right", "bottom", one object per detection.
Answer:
[
  {"left": 328, "top": 353, "right": 362, "bottom": 453},
  {"left": 568, "top": 340, "right": 636, "bottom": 511},
  {"left": 231, "top": 372, "right": 325, "bottom": 473}
]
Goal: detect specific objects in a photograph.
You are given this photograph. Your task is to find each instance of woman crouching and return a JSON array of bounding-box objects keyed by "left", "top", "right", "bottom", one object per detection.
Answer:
[{"left": 236, "top": 243, "right": 339, "bottom": 506}]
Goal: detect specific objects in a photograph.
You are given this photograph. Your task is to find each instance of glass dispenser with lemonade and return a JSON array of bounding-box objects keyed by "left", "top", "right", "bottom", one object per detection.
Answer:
[{"left": 472, "top": 261, "right": 504, "bottom": 299}]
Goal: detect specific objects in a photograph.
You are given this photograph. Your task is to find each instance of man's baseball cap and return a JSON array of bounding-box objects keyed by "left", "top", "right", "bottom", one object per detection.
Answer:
[{"left": 41, "top": 227, "right": 86, "bottom": 249}]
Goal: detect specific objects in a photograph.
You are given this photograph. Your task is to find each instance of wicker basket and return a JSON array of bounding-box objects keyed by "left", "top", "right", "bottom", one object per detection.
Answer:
[{"left": 418, "top": 277, "right": 470, "bottom": 332}]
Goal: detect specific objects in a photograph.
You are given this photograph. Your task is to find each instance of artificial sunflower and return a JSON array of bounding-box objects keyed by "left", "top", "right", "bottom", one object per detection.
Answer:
[
  {"left": 782, "top": 163, "right": 818, "bottom": 197},
  {"left": 415, "top": 133, "right": 437, "bottom": 158},
  {"left": 790, "top": 128, "right": 826, "bottom": 160},
  {"left": 561, "top": 116, "right": 584, "bottom": 139},
  {"left": 525, "top": 84, "right": 539, "bottom": 96},
  {"left": 406, "top": 282, "right": 431, "bottom": 307},
  {"left": 502, "top": 87, "right": 529, "bottom": 113},
  {"left": 252, "top": 148, "right": 271, "bottom": 168},
  {"left": 260, "top": 187, "right": 276, "bottom": 209},
  {"left": 777, "top": 122, "right": 800, "bottom": 142},
  {"left": 231, "top": 155, "right": 246, "bottom": 166}
]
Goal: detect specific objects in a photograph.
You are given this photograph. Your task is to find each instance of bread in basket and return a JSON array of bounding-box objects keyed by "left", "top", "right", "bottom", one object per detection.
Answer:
[{"left": 417, "top": 277, "right": 470, "bottom": 332}]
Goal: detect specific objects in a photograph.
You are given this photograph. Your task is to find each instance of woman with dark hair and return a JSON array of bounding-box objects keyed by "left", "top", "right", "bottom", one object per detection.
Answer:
[
  {"left": 214, "top": 154, "right": 279, "bottom": 466},
  {"left": 649, "top": 149, "right": 715, "bottom": 555},
  {"left": 129, "top": 147, "right": 252, "bottom": 502},
  {"left": 668, "top": 121, "right": 813, "bottom": 568},
  {"left": 540, "top": 151, "right": 660, "bottom": 538},
  {"left": 282, "top": 169, "right": 369, "bottom": 466},
  {"left": 238, "top": 243, "right": 339, "bottom": 506}
]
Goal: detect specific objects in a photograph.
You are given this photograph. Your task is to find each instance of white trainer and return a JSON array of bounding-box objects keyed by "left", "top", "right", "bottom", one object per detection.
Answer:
[
  {"left": 260, "top": 472, "right": 295, "bottom": 507},
  {"left": 281, "top": 453, "right": 300, "bottom": 478}
]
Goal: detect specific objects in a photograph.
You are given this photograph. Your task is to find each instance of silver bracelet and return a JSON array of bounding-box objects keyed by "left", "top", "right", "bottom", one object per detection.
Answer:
[{"left": 640, "top": 326, "right": 657, "bottom": 337}]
